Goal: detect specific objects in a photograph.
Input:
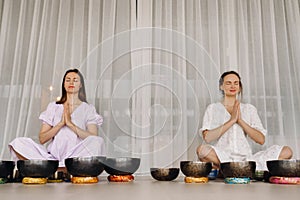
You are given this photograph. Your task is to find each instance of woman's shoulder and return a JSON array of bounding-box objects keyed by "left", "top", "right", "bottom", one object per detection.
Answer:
[
  {"left": 240, "top": 103, "right": 259, "bottom": 113},
  {"left": 39, "top": 102, "right": 62, "bottom": 122},
  {"left": 80, "top": 102, "right": 98, "bottom": 112},
  {"left": 79, "top": 102, "right": 103, "bottom": 125},
  {"left": 81, "top": 102, "right": 95, "bottom": 108},
  {"left": 204, "top": 102, "right": 223, "bottom": 112}
]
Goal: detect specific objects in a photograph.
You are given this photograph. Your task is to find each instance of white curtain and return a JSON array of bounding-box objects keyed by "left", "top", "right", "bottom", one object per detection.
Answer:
[{"left": 0, "top": 0, "right": 299, "bottom": 175}]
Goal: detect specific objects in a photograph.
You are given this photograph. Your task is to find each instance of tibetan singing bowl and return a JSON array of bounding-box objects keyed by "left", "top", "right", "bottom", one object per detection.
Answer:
[
  {"left": 65, "top": 156, "right": 106, "bottom": 177},
  {"left": 104, "top": 157, "right": 141, "bottom": 175},
  {"left": 220, "top": 161, "right": 256, "bottom": 178},
  {"left": 150, "top": 168, "right": 180, "bottom": 181},
  {"left": 267, "top": 160, "right": 300, "bottom": 177},
  {"left": 17, "top": 160, "right": 59, "bottom": 178},
  {"left": 180, "top": 161, "right": 212, "bottom": 178}
]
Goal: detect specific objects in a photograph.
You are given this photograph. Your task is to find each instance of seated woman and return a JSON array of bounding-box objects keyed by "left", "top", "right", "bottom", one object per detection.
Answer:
[
  {"left": 196, "top": 71, "right": 293, "bottom": 171},
  {"left": 9, "top": 68, "right": 106, "bottom": 171}
]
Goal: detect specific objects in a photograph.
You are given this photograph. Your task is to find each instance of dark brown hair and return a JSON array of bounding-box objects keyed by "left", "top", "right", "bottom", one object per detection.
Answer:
[
  {"left": 219, "top": 71, "right": 243, "bottom": 97},
  {"left": 56, "top": 68, "right": 87, "bottom": 104}
]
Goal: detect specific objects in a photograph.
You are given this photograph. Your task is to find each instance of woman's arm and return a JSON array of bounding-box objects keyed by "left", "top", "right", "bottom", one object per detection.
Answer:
[
  {"left": 39, "top": 122, "right": 65, "bottom": 144},
  {"left": 237, "top": 119, "right": 265, "bottom": 144},
  {"left": 203, "top": 119, "right": 236, "bottom": 143},
  {"left": 237, "top": 115, "right": 265, "bottom": 145},
  {"left": 66, "top": 122, "right": 98, "bottom": 139}
]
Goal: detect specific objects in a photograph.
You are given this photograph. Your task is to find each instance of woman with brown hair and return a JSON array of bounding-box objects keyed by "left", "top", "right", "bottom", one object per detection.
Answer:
[
  {"left": 9, "top": 69, "right": 106, "bottom": 169},
  {"left": 196, "top": 71, "right": 293, "bottom": 170}
]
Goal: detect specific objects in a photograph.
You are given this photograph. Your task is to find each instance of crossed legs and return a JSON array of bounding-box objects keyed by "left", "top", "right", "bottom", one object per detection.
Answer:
[{"left": 196, "top": 144, "right": 293, "bottom": 169}]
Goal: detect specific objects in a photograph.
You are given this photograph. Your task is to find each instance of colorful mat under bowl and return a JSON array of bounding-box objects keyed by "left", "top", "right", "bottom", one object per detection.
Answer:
[
  {"left": 22, "top": 177, "right": 48, "bottom": 184},
  {"left": 224, "top": 177, "right": 251, "bottom": 184},
  {"left": 269, "top": 176, "right": 300, "bottom": 185},
  {"left": 107, "top": 175, "right": 135, "bottom": 182},
  {"left": 184, "top": 176, "right": 209, "bottom": 183},
  {"left": 71, "top": 176, "right": 99, "bottom": 184}
]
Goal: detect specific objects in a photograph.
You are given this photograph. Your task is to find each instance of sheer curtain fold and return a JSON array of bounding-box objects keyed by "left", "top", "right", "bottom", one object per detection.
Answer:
[{"left": 0, "top": 0, "right": 299, "bottom": 171}]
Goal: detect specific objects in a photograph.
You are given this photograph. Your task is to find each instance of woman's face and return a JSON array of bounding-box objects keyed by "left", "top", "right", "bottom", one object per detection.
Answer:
[
  {"left": 64, "top": 72, "right": 82, "bottom": 94},
  {"left": 220, "top": 74, "right": 240, "bottom": 97}
]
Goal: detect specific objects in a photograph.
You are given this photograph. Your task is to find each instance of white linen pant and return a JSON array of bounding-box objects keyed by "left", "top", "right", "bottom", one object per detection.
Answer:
[{"left": 9, "top": 136, "right": 106, "bottom": 167}]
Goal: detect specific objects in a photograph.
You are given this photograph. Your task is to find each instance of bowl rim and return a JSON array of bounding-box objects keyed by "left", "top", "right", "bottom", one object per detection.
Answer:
[
  {"left": 220, "top": 161, "right": 256, "bottom": 165},
  {"left": 150, "top": 167, "right": 180, "bottom": 171},
  {"left": 220, "top": 160, "right": 256, "bottom": 168},
  {"left": 180, "top": 161, "right": 212, "bottom": 164},
  {"left": 267, "top": 159, "right": 300, "bottom": 163},
  {"left": 105, "top": 157, "right": 141, "bottom": 161},
  {"left": 65, "top": 156, "right": 106, "bottom": 162},
  {"left": 0, "top": 160, "right": 15, "bottom": 163},
  {"left": 17, "top": 159, "right": 59, "bottom": 163}
]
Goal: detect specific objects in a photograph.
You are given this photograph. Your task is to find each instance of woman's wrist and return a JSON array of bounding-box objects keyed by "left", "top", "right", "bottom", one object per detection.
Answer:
[
  {"left": 57, "top": 122, "right": 65, "bottom": 128},
  {"left": 68, "top": 123, "right": 79, "bottom": 134},
  {"left": 227, "top": 118, "right": 236, "bottom": 126},
  {"left": 237, "top": 119, "right": 245, "bottom": 127}
]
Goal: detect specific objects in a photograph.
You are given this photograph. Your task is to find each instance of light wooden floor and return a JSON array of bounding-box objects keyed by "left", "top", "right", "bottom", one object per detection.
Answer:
[{"left": 1, "top": 176, "right": 299, "bottom": 200}]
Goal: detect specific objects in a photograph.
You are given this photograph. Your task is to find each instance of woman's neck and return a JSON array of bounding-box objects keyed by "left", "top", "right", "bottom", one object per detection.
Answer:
[
  {"left": 222, "top": 96, "right": 236, "bottom": 106},
  {"left": 66, "top": 94, "right": 81, "bottom": 105}
]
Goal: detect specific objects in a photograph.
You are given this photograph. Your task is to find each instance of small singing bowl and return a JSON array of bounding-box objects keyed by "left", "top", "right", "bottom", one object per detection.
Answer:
[
  {"left": 150, "top": 168, "right": 180, "bottom": 181},
  {"left": 180, "top": 161, "right": 212, "bottom": 178}
]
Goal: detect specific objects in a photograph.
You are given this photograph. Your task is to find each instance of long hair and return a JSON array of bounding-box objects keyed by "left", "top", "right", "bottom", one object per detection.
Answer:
[
  {"left": 219, "top": 70, "right": 243, "bottom": 97},
  {"left": 56, "top": 68, "right": 87, "bottom": 104}
]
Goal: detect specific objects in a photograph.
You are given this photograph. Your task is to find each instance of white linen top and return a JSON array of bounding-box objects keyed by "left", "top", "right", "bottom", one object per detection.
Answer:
[
  {"left": 201, "top": 102, "right": 267, "bottom": 161},
  {"left": 39, "top": 101, "right": 103, "bottom": 158}
]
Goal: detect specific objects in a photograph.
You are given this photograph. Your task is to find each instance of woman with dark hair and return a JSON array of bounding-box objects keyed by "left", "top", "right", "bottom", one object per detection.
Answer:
[
  {"left": 196, "top": 71, "right": 293, "bottom": 170},
  {"left": 9, "top": 69, "right": 106, "bottom": 169}
]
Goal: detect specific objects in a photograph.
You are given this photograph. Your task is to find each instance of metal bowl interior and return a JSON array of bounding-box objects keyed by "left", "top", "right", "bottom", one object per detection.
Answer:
[
  {"left": 17, "top": 160, "right": 59, "bottom": 178},
  {"left": 0, "top": 161, "right": 15, "bottom": 178},
  {"left": 104, "top": 157, "right": 141, "bottom": 175},
  {"left": 150, "top": 168, "right": 180, "bottom": 181},
  {"left": 267, "top": 160, "right": 300, "bottom": 177},
  {"left": 220, "top": 161, "right": 256, "bottom": 178},
  {"left": 180, "top": 161, "right": 212, "bottom": 177},
  {"left": 65, "top": 156, "right": 106, "bottom": 177}
]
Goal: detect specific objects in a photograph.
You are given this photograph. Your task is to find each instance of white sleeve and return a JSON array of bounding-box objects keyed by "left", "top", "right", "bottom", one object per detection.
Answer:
[
  {"left": 248, "top": 104, "right": 267, "bottom": 136},
  {"left": 199, "top": 104, "right": 214, "bottom": 135}
]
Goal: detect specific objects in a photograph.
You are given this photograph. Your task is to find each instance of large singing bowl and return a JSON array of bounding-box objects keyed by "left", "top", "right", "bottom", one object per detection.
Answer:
[
  {"left": 0, "top": 161, "right": 15, "bottom": 178},
  {"left": 65, "top": 156, "right": 106, "bottom": 177},
  {"left": 220, "top": 161, "right": 256, "bottom": 178},
  {"left": 180, "top": 161, "right": 212, "bottom": 177},
  {"left": 267, "top": 160, "right": 300, "bottom": 177},
  {"left": 104, "top": 157, "right": 141, "bottom": 175},
  {"left": 17, "top": 160, "right": 59, "bottom": 178}
]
